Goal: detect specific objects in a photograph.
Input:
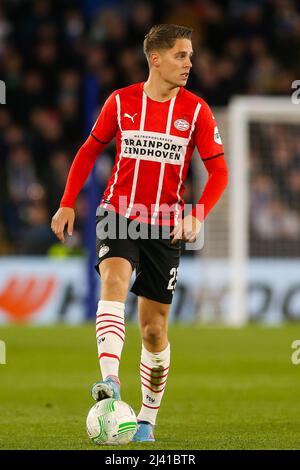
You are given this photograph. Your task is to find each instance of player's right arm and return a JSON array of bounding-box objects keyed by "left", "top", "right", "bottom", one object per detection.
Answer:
[{"left": 51, "top": 92, "right": 118, "bottom": 242}]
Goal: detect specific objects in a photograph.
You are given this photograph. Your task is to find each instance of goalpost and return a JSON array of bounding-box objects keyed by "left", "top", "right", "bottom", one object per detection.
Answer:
[
  {"left": 191, "top": 96, "right": 300, "bottom": 326},
  {"left": 227, "top": 96, "right": 300, "bottom": 325}
]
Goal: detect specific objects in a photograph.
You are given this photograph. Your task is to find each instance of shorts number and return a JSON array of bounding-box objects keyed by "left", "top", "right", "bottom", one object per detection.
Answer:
[{"left": 167, "top": 267, "right": 178, "bottom": 292}]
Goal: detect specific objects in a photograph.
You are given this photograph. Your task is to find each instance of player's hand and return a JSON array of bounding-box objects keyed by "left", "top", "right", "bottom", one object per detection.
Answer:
[
  {"left": 51, "top": 207, "right": 75, "bottom": 243},
  {"left": 170, "top": 214, "right": 202, "bottom": 244}
]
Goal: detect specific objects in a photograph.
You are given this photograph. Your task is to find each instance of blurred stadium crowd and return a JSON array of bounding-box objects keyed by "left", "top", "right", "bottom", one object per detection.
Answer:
[
  {"left": 0, "top": 0, "right": 299, "bottom": 255},
  {"left": 250, "top": 122, "right": 300, "bottom": 256}
]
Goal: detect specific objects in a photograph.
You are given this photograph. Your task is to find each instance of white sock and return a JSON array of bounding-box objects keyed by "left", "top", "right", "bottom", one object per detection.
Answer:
[
  {"left": 137, "top": 343, "right": 170, "bottom": 426},
  {"left": 96, "top": 300, "right": 125, "bottom": 380}
]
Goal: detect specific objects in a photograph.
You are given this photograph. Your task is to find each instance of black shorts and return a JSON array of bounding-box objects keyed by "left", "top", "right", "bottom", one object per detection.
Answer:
[{"left": 95, "top": 209, "right": 181, "bottom": 304}]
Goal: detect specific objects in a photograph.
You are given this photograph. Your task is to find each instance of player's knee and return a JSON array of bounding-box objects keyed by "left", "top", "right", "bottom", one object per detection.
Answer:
[
  {"left": 142, "top": 323, "right": 165, "bottom": 345},
  {"left": 101, "top": 271, "right": 128, "bottom": 295}
]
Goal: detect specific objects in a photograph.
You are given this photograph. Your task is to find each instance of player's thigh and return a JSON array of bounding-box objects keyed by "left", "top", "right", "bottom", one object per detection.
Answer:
[
  {"left": 95, "top": 210, "right": 139, "bottom": 274},
  {"left": 99, "top": 256, "right": 133, "bottom": 284},
  {"left": 96, "top": 244, "right": 137, "bottom": 300},
  {"left": 95, "top": 211, "right": 139, "bottom": 299},
  {"left": 99, "top": 257, "right": 133, "bottom": 301},
  {"left": 131, "top": 237, "right": 181, "bottom": 304}
]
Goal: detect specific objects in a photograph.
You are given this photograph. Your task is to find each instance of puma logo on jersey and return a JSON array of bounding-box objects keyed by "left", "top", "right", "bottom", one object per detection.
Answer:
[{"left": 124, "top": 113, "right": 137, "bottom": 123}]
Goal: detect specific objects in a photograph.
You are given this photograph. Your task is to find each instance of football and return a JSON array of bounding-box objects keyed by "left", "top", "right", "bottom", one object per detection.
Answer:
[{"left": 86, "top": 398, "right": 137, "bottom": 445}]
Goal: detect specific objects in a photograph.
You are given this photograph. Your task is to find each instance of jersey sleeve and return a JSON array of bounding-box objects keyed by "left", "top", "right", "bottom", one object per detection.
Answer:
[
  {"left": 194, "top": 101, "right": 224, "bottom": 161},
  {"left": 59, "top": 92, "right": 118, "bottom": 209},
  {"left": 190, "top": 100, "right": 227, "bottom": 221},
  {"left": 91, "top": 91, "right": 118, "bottom": 144},
  {"left": 60, "top": 135, "right": 107, "bottom": 208},
  {"left": 191, "top": 155, "right": 228, "bottom": 221}
]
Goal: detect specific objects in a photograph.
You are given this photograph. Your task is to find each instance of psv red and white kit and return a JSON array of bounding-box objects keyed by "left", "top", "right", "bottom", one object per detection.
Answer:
[
  {"left": 60, "top": 82, "right": 228, "bottom": 227},
  {"left": 91, "top": 82, "right": 224, "bottom": 225}
]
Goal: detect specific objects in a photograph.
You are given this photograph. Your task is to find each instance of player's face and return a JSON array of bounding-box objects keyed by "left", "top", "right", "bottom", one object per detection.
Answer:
[{"left": 157, "top": 39, "right": 193, "bottom": 87}]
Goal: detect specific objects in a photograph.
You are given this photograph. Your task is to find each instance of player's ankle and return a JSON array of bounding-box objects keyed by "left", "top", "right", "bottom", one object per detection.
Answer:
[{"left": 106, "top": 374, "right": 121, "bottom": 385}]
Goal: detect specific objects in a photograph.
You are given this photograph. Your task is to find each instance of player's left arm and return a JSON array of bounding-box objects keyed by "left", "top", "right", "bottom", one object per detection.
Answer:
[
  {"left": 52, "top": 92, "right": 118, "bottom": 242},
  {"left": 59, "top": 91, "right": 118, "bottom": 210},
  {"left": 171, "top": 102, "right": 228, "bottom": 244}
]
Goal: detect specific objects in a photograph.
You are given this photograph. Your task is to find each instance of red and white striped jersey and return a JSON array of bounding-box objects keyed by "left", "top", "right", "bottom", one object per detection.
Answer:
[{"left": 91, "top": 82, "right": 224, "bottom": 226}]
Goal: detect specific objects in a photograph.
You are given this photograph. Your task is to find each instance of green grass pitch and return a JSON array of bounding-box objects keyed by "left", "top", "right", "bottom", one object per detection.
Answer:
[{"left": 0, "top": 324, "right": 300, "bottom": 450}]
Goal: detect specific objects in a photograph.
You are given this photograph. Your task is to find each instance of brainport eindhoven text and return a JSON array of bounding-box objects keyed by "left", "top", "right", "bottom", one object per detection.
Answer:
[{"left": 123, "top": 138, "right": 183, "bottom": 161}]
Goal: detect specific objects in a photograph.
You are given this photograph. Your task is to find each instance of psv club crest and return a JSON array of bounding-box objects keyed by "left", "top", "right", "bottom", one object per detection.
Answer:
[{"left": 174, "top": 119, "right": 190, "bottom": 131}]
